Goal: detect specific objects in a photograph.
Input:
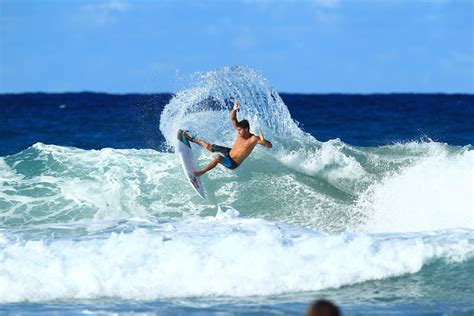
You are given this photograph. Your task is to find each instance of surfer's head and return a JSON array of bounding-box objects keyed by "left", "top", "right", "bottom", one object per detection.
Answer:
[
  {"left": 236, "top": 119, "right": 250, "bottom": 136},
  {"left": 236, "top": 119, "right": 249, "bottom": 130}
]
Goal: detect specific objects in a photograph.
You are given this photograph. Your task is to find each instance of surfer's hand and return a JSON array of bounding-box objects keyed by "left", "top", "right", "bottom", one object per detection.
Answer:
[
  {"left": 233, "top": 100, "right": 239, "bottom": 111},
  {"left": 257, "top": 132, "right": 272, "bottom": 148}
]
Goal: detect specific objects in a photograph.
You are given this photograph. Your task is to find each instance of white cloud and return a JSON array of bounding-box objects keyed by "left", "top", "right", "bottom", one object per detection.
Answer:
[
  {"left": 83, "top": 0, "right": 129, "bottom": 12},
  {"left": 81, "top": 0, "right": 129, "bottom": 26},
  {"left": 313, "top": 0, "right": 340, "bottom": 9},
  {"left": 310, "top": 0, "right": 341, "bottom": 25},
  {"left": 243, "top": 0, "right": 340, "bottom": 10},
  {"left": 242, "top": 0, "right": 342, "bottom": 26}
]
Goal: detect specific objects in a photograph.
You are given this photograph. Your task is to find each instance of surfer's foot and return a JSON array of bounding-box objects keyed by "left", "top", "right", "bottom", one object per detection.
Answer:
[{"left": 183, "top": 130, "right": 196, "bottom": 142}]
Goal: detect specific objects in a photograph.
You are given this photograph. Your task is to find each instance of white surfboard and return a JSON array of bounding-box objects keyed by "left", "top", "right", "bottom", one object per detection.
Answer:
[{"left": 176, "top": 129, "right": 206, "bottom": 199}]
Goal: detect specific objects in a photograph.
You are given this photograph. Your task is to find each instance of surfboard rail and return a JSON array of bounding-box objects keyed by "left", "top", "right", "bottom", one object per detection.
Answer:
[{"left": 176, "top": 129, "right": 206, "bottom": 199}]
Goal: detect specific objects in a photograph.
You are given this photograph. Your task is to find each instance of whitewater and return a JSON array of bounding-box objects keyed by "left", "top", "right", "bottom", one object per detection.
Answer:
[{"left": 0, "top": 67, "right": 473, "bottom": 315}]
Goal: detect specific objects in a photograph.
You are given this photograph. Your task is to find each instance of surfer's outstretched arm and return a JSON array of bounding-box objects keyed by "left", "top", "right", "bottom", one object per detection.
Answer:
[
  {"left": 231, "top": 100, "right": 238, "bottom": 129},
  {"left": 257, "top": 132, "right": 273, "bottom": 148},
  {"left": 194, "top": 155, "right": 223, "bottom": 177}
]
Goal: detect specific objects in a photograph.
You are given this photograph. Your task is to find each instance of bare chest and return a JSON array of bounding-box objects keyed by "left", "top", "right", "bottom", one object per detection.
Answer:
[{"left": 232, "top": 136, "right": 257, "bottom": 152}]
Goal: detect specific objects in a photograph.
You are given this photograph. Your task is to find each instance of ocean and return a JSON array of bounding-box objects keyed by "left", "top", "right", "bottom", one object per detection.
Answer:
[{"left": 0, "top": 67, "right": 473, "bottom": 315}]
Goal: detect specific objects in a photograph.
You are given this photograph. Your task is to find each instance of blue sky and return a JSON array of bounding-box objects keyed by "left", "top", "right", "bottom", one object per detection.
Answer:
[{"left": 1, "top": 0, "right": 473, "bottom": 93}]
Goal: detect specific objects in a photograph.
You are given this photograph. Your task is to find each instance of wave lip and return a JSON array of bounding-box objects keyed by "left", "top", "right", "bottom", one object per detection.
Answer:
[
  {"left": 1, "top": 215, "right": 473, "bottom": 303},
  {"left": 159, "top": 66, "right": 308, "bottom": 148}
]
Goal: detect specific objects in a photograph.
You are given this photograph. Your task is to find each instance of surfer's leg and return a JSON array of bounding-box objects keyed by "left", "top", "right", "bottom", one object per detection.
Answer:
[
  {"left": 182, "top": 131, "right": 213, "bottom": 152},
  {"left": 192, "top": 138, "right": 213, "bottom": 152},
  {"left": 194, "top": 155, "right": 223, "bottom": 177}
]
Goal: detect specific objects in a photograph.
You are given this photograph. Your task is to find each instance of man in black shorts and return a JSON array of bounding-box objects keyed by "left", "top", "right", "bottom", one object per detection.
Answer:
[{"left": 183, "top": 100, "right": 272, "bottom": 177}]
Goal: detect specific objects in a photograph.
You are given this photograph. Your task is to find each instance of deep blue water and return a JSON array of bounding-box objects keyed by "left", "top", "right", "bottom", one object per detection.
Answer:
[{"left": 1, "top": 93, "right": 472, "bottom": 156}]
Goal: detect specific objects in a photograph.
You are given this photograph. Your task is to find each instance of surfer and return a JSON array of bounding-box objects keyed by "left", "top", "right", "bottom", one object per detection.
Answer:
[{"left": 183, "top": 100, "right": 273, "bottom": 176}]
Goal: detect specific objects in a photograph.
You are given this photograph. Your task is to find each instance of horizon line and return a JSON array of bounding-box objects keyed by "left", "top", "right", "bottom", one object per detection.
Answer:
[{"left": 1, "top": 90, "right": 473, "bottom": 96}]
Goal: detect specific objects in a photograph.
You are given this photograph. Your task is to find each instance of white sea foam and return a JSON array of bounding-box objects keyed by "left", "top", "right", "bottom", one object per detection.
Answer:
[
  {"left": 357, "top": 146, "right": 474, "bottom": 232},
  {"left": 0, "top": 217, "right": 472, "bottom": 303},
  {"left": 276, "top": 138, "right": 370, "bottom": 192}
]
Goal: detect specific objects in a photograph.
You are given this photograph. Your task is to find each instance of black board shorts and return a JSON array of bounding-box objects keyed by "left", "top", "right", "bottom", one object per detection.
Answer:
[{"left": 211, "top": 144, "right": 239, "bottom": 170}]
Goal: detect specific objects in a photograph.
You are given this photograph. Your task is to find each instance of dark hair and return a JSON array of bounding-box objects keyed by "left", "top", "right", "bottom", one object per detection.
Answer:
[
  {"left": 307, "top": 299, "right": 340, "bottom": 316},
  {"left": 236, "top": 119, "right": 250, "bottom": 130}
]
